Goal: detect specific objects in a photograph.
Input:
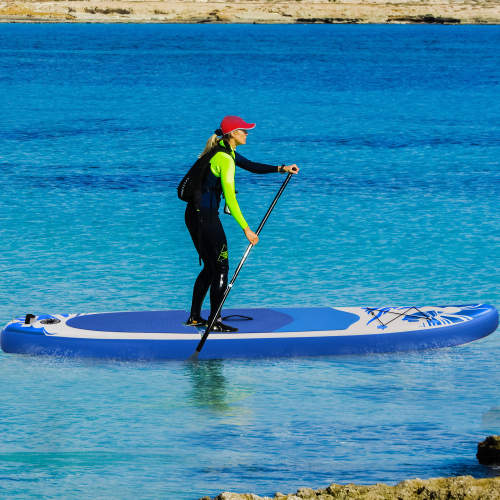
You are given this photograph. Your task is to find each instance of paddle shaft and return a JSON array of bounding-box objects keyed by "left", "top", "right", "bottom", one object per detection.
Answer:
[{"left": 189, "top": 173, "right": 293, "bottom": 360}]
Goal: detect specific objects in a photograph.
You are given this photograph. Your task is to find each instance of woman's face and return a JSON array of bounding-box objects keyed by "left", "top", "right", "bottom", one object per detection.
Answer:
[{"left": 232, "top": 129, "right": 248, "bottom": 146}]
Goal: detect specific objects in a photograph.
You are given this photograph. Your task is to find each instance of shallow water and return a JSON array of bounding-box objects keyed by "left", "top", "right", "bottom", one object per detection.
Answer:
[{"left": 1, "top": 24, "right": 500, "bottom": 499}]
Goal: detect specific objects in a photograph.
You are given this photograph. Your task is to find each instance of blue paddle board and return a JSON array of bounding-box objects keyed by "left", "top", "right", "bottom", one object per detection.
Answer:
[{"left": 1, "top": 304, "right": 497, "bottom": 360}]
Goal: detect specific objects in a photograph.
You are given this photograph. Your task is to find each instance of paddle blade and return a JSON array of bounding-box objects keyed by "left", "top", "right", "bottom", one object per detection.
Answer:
[{"left": 187, "top": 350, "right": 199, "bottom": 362}]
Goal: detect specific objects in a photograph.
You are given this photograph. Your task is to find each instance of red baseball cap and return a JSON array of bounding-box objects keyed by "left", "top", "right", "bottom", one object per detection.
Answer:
[{"left": 218, "top": 116, "right": 256, "bottom": 136}]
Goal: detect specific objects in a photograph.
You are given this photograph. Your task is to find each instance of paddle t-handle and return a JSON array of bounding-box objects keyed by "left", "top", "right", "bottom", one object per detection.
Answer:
[{"left": 188, "top": 172, "right": 293, "bottom": 361}]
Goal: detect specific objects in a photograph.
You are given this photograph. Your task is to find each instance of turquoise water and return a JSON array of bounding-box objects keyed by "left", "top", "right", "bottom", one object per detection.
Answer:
[{"left": 1, "top": 24, "right": 500, "bottom": 499}]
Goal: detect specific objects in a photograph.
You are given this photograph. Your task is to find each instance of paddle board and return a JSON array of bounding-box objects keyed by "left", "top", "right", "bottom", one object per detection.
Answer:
[{"left": 1, "top": 304, "right": 497, "bottom": 360}]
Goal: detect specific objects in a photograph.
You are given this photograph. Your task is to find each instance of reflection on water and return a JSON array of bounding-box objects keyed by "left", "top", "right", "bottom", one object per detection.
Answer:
[
  {"left": 184, "top": 360, "right": 254, "bottom": 423},
  {"left": 482, "top": 406, "right": 500, "bottom": 432},
  {"left": 185, "top": 360, "right": 230, "bottom": 412}
]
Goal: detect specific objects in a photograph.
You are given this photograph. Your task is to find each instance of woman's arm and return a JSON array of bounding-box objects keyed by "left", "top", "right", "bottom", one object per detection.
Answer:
[
  {"left": 217, "top": 154, "right": 248, "bottom": 230},
  {"left": 235, "top": 152, "right": 300, "bottom": 176},
  {"left": 219, "top": 155, "right": 259, "bottom": 245},
  {"left": 234, "top": 152, "right": 278, "bottom": 174}
]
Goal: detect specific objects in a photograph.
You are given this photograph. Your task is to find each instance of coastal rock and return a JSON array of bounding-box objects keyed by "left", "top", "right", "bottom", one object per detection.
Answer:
[
  {"left": 199, "top": 476, "right": 500, "bottom": 500},
  {"left": 0, "top": 1, "right": 74, "bottom": 19},
  {"left": 296, "top": 488, "right": 315, "bottom": 498},
  {"left": 211, "top": 11, "right": 238, "bottom": 22},
  {"left": 214, "top": 493, "right": 273, "bottom": 500},
  {"left": 387, "top": 14, "right": 461, "bottom": 24},
  {"left": 84, "top": 7, "right": 134, "bottom": 15},
  {"left": 1, "top": 1, "right": 500, "bottom": 25},
  {"left": 477, "top": 435, "right": 500, "bottom": 465},
  {"left": 296, "top": 17, "right": 360, "bottom": 24}
]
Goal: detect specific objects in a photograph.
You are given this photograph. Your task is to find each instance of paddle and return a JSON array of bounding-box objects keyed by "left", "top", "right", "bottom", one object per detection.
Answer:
[{"left": 188, "top": 172, "right": 293, "bottom": 361}]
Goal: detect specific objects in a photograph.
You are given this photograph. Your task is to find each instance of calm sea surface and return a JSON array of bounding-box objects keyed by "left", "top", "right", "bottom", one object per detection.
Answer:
[{"left": 1, "top": 24, "right": 500, "bottom": 500}]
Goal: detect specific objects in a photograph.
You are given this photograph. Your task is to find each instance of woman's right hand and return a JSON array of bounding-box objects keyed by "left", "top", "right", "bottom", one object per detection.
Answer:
[{"left": 244, "top": 227, "right": 259, "bottom": 246}]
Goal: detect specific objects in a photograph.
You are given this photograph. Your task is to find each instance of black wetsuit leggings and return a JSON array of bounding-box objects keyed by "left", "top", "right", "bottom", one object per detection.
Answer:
[{"left": 185, "top": 202, "right": 229, "bottom": 319}]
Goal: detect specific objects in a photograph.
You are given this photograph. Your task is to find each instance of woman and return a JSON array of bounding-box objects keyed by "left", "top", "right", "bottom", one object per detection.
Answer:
[{"left": 185, "top": 116, "right": 299, "bottom": 332}]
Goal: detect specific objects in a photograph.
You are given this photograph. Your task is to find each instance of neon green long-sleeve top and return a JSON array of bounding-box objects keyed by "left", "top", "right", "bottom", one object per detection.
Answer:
[{"left": 209, "top": 145, "right": 248, "bottom": 230}]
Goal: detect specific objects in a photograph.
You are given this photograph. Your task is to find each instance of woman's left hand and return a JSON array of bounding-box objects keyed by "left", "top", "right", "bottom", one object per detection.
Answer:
[{"left": 283, "top": 164, "right": 299, "bottom": 174}]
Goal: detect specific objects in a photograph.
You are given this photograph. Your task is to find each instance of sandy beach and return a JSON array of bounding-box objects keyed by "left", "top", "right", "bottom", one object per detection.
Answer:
[{"left": 0, "top": 0, "right": 499, "bottom": 24}]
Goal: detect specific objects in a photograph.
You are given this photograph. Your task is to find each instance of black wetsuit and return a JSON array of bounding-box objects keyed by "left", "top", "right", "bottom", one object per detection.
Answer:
[{"left": 185, "top": 151, "right": 277, "bottom": 319}]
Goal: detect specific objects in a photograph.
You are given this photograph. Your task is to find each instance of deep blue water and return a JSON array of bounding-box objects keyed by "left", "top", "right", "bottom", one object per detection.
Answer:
[{"left": 1, "top": 24, "right": 500, "bottom": 499}]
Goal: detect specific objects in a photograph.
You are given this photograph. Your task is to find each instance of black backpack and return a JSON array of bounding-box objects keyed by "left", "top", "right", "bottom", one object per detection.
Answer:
[{"left": 177, "top": 141, "right": 232, "bottom": 204}]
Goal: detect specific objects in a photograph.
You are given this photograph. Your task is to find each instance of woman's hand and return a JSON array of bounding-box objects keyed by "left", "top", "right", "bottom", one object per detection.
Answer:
[
  {"left": 244, "top": 227, "right": 259, "bottom": 246},
  {"left": 282, "top": 164, "right": 299, "bottom": 174}
]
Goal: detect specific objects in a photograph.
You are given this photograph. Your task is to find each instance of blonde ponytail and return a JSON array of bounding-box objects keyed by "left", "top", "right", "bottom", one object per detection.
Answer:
[{"left": 199, "top": 133, "right": 220, "bottom": 159}]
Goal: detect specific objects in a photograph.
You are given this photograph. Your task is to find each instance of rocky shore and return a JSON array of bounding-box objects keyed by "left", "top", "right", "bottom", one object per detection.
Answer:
[
  {"left": 198, "top": 476, "right": 500, "bottom": 500},
  {"left": 199, "top": 438, "right": 500, "bottom": 500},
  {"left": 477, "top": 435, "right": 500, "bottom": 465},
  {"left": 1, "top": 0, "right": 500, "bottom": 24}
]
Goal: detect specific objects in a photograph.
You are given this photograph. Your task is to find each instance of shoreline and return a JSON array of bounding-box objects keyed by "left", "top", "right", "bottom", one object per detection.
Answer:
[
  {"left": 198, "top": 476, "right": 500, "bottom": 500},
  {"left": 1, "top": 0, "right": 500, "bottom": 24}
]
